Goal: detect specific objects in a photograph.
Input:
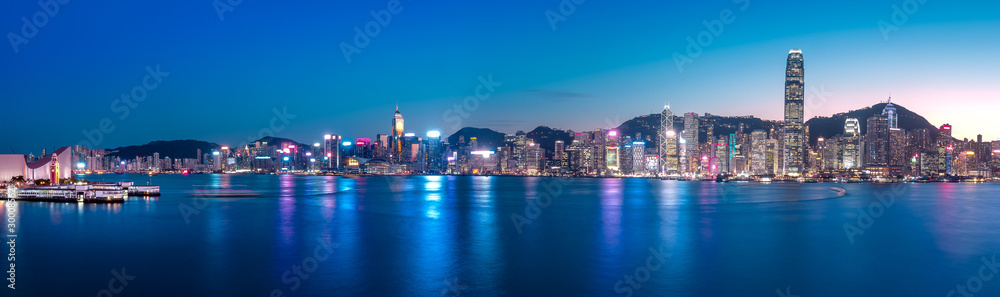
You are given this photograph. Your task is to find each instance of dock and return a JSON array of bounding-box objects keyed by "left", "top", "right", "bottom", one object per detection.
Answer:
[{"left": 1, "top": 182, "right": 160, "bottom": 203}]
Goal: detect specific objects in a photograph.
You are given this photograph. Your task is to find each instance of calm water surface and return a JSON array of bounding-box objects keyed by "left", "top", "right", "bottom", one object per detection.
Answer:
[{"left": 6, "top": 174, "right": 1000, "bottom": 296}]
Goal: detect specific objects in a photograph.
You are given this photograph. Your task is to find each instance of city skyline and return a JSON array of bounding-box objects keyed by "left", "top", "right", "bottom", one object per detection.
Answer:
[{"left": 2, "top": 0, "right": 999, "bottom": 152}]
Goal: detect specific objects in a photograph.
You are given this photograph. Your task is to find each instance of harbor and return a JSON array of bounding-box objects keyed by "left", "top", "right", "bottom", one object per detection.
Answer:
[{"left": 1, "top": 181, "right": 159, "bottom": 203}]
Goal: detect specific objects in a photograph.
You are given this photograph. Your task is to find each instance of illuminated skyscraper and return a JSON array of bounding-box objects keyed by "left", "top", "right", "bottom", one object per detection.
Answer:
[
  {"left": 659, "top": 104, "right": 679, "bottom": 173},
  {"left": 683, "top": 112, "right": 699, "bottom": 173},
  {"left": 750, "top": 130, "right": 767, "bottom": 174},
  {"left": 865, "top": 114, "right": 890, "bottom": 175},
  {"left": 883, "top": 99, "right": 898, "bottom": 129},
  {"left": 843, "top": 118, "right": 861, "bottom": 169},
  {"left": 632, "top": 141, "right": 646, "bottom": 175},
  {"left": 783, "top": 49, "right": 805, "bottom": 175},
  {"left": 391, "top": 106, "right": 404, "bottom": 163}
]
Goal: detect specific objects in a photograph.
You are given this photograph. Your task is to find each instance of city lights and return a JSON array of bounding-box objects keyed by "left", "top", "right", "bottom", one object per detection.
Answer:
[{"left": 427, "top": 131, "right": 441, "bottom": 138}]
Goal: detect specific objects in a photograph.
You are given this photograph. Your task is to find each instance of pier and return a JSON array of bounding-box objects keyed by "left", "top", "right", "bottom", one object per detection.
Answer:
[{"left": 1, "top": 182, "right": 160, "bottom": 203}]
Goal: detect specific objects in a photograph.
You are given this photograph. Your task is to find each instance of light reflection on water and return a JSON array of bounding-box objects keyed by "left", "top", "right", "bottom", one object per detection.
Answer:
[{"left": 6, "top": 174, "right": 1000, "bottom": 297}]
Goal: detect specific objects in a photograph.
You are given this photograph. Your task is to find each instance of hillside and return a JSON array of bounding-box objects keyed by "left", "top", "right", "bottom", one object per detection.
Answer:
[
  {"left": 107, "top": 140, "right": 220, "bottom": 159},
  {"left": 526, "top": 126, "right": 575, "bottom": 153},
  {"left": 447, "top": 127, "right": 506, "bottom": 150},
  {"left": 805, "top": 103, "right": 940, "bottom": 146}
]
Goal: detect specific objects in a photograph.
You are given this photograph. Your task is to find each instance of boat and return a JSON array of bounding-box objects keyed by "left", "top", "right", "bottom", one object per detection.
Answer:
[
  {"left": 10, "top": 185, "right": 125, "bottom": 203},
  {"left": 193, "top": 189, "right": 260, "bottom": 198}
]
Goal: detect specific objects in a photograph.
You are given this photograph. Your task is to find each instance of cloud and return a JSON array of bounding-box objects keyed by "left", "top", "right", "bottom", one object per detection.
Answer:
[{"left": 519, "top": 89, "right": 595, "bottom": 102}]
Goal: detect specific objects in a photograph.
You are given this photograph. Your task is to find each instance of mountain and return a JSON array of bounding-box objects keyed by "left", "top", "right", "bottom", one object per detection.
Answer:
[
  {"left": 615, "top": 114, "right": 665, "bottom": 143},
  {"left": 252, "top": 136, "right": 309, "bottom": 149},
  {"left": 616, "top": 113, "right": 778, "bottom": 143},
  {"left": 526, "top": 126, "right": 575, "bottom": 153},
  {"left": 447, "top": 127, "right": 506, "bottom": 150},
  {"left": 107, "top": 140, "right": 220, "bottom": 159},
  {"left": 805, "top": 103, "right": 940, "bottom": 146}
]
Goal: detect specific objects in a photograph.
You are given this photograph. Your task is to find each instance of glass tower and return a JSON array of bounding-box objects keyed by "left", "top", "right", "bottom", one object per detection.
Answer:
[{"left": 783, "top": 49, "right": 805, "bottom": 175}]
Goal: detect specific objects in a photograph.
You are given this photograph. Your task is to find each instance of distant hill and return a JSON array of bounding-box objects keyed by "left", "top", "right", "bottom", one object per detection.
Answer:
[
  {"left": 616, "top": 114, "right": 665, "bottom": 142},
  {"left": 252, "top": 136, "right": 309, "bottom": 149},
  {"left": 616, "top": 113, "right": 778, "bottom": 143},
  {"left": 805, "top": 103, "right": 940, "bottom": 146},
  {"left": 107, "top": 140, "right": 219, "bottom": 159},
  {"left": 526, "top": 126, "right": 575, "bottom": 153},
  {"left": 447, "top": 127, "right": 506, "bottom": 150}
]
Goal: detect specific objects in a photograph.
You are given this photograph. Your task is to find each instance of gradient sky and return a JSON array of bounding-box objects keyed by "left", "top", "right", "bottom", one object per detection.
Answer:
[{"left": 2, "top": 0, "right": 998, "bottom": 153}]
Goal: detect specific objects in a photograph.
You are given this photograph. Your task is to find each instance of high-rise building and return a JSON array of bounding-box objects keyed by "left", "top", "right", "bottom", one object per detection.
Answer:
[
  {"left": 659, "top": 104, "right": 679, "bottom": 174},
  {"left": 631, "top": 141, "right": 646, "bottom": 175},
  {"left": 884, "top": 100, "right": 898, "bottom": 129},
  {"left": 606, "top": 131, "right": 620, "bottom": 174},
  {"left": 391, "top": 107, "right": 404, "bottom": 163},
  {"left": 843, "top": 118, "right": 861, "bottom": 169},
  {"left": 713, "top": 136, "right": 728, "bottom": 173},
  {"left": 554, "top": 140, "right": 565, "bottom": 162},
  {"left": 940, "top": 124, "right": 952, "bottom": 137},
  {"left": 865, "top": 114, "right": 890, "bottom": 175},
  {"left": 783, "top": 49, "right": 805, "bottom": 176},
  {"left": 889, "top": 128, "right": 906, "bottom": 176},
  {"left": 750, "top": 130, "right": 767, "bottom": 175},
  {"left": 683, "top": 112, "right": 699, "bottom": 173}
]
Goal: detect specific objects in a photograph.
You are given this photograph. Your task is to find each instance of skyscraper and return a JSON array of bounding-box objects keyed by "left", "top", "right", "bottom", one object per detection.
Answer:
[
  {"left": 660, "top": 104, "right": 679, "bottom": 173},
  {"left": 392, "top": 107, "right": 404, "bottom": 163},
  {"left": 843, "top": 118, "right": 861, "bottom": 169},
  {"left": 683, "top": 112, "right": 699, "bottom": 173},
  {"left": 783, "top": 49, "right": 805, "bottom": 175},
  {"left": 865, "top": 114, "right": 890, "bottom": 175},
  {"left": 884, "top": 99, "right": 898, "bottom": 129},
  {"left": 750, "top": 130, "right": 767, "bottom": 175},
  {"left": 632, "top": 141, "right": 646, "bottom": 175},
  {"left": 883, "top": 102, "right": 906, "bottom": 175}
]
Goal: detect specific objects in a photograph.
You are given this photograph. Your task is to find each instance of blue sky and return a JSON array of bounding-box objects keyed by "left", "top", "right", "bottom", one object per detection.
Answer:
[{"left": 1, "top": 0, "right": 998, "bottom": 152}]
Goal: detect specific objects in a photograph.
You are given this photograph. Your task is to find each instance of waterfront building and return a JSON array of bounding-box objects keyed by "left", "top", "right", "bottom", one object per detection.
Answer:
[
  {"left": 783, "top": 49, "right": 805, "bottom": 176},
  {"left": 390, "top": 107, "right": 405, "bottom": 163},
  {"left": 0, "top": 147, "right": 72, "bottom": 182},
  {"left": 889, "top": 128, "right": 907, "bottom": 176},
  {"left": 683, "top": 112, "right": 699, "bottom": 173},
  {"left": 659, "top": 104, "right": 679, "bottom": 174},
  {"left": 632, "top": 141, "right": 646, "bottom": 175},
  {"left": 750, "top": 130, "right": 767, "bottom": 175},
  {"left": 865, "top": 114, "right": 890, "bottom": 175},
  {"left": 843, "top": 118, "right": 861, "bottom": 169}
]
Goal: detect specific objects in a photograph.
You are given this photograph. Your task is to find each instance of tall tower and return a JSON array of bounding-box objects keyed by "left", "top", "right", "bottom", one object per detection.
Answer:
[
  {"left": 659, "top": 103, "right": 678, "bottom": 173},
  {"left": 883, "top": 97, "right": 898, "bottom": 129},
  {"left": 843, "top": 118, "right": 861, "bottom": 169},
  {"left": 783, "top": 49, "right": 805, "bottom": 175},
  {"left": 392, "top": 106, "right": 404, "bottom": 163},
  {"left": 750, "top": 130, "right": 767, "bottom": 174},
  {"left": 683, "top": 112, "right": 699, "bottom": 173}
]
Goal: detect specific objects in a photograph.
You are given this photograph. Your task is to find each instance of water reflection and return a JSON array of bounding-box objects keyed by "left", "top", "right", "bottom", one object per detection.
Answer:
[{"left": 12, "top": 174, "right": 1000, "bottom": 297}]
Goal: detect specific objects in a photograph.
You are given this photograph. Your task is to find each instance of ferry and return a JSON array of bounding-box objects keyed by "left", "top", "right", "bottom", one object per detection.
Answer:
[
  {"left": 9, "top": 185, "right": 125, "bottom": 203},
  {"left": 91, "top": 182, "right": 161, "bottom": 196}
]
